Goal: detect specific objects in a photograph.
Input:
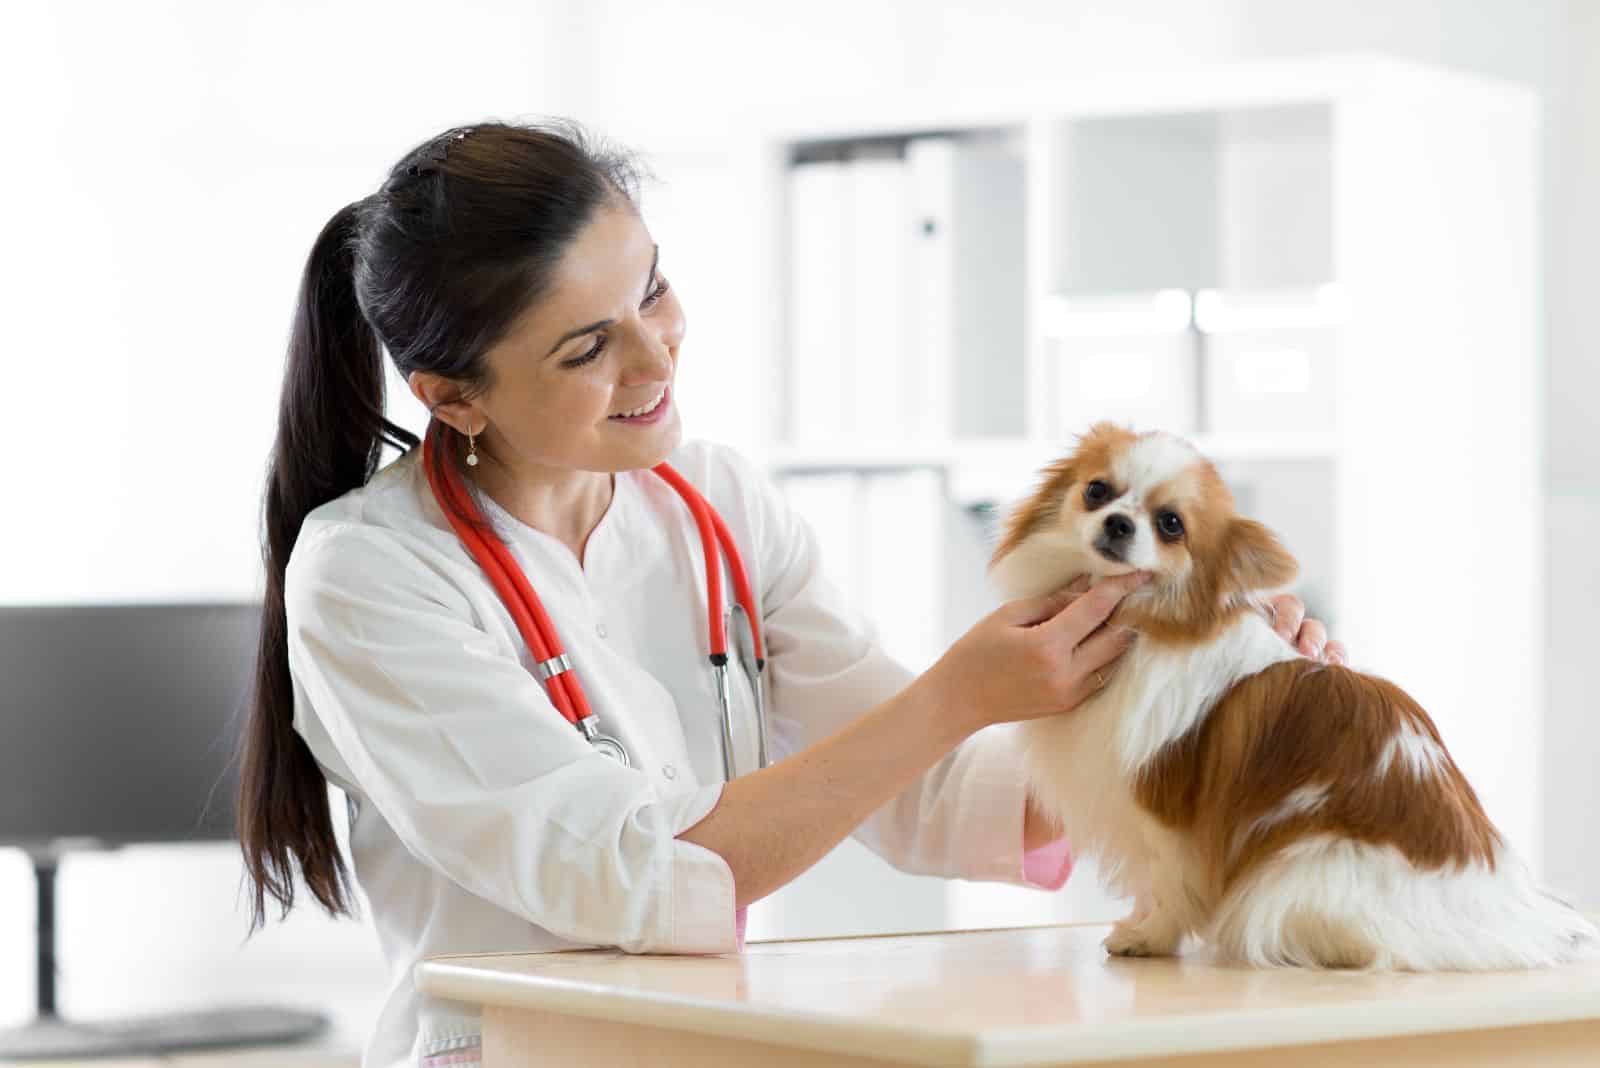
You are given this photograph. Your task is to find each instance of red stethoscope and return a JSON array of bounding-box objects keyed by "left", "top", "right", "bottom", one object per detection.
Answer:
[{"left": 421, "top": 418, "right": 769, "bottom": 781}]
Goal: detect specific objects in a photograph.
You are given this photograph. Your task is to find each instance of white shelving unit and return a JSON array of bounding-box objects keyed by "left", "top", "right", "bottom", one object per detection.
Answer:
[{"left": 751, "top": 54, "right": 1542, "bottom": 935}]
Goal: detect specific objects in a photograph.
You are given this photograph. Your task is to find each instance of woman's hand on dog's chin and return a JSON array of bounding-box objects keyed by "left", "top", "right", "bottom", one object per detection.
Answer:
[
  {"left": 1266, "top": 592, "right": 1347, "bottom": 665},
  {"left": 914, "top": 570, "right": 1152, "bottom": 737}
]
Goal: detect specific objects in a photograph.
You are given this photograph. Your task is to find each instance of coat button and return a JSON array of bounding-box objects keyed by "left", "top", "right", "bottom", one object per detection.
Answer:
[
  {"left": 662, "top": 763, "right": 677, "bottom": 780},
  {"left": 596, "top": 622, "right": 608, "bottom": 638}
]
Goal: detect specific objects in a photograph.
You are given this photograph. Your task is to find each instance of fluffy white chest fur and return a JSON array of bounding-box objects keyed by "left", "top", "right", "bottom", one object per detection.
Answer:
[{"left": 1012, "top": 612, "right": 1299, "bottom": 959}]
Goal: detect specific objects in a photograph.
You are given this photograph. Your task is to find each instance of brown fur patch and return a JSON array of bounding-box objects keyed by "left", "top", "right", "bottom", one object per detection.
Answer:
[
  {"left": 1111, "top": 515, "right": 1299, "bottom": 648},
  {"left": 989, "top": 422, "right": 1141, "bottom": 568},
  {"left": 1134, "top": 658, "right": 1502, "bottom": 905}
]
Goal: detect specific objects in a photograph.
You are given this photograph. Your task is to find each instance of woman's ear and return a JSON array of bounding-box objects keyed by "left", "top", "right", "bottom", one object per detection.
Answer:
[{"left": 1223, "top": 517, "right": 1299, "bottom": 594}]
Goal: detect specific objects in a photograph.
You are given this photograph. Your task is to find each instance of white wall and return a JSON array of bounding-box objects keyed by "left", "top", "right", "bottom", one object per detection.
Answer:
[
  {"left": 1534, "top": 0, "right": 1600, "bottom": 912},
  {"left": 3, "top": 0, "right": 1594, "bottom": 1049}
]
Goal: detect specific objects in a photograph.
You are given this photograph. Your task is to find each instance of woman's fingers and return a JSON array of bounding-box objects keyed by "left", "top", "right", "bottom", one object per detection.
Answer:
[
  {"left": 1270, "top": 593, "right": 1305, "bottom": 647},
  {"left": 1265, "top": 593, "right": 1345, "bottom": 662},
  {"left": 1077, "top": 620, "right": 1138, "bottom": 675},
  {"left": 1003, "top": 573, "right": 1093, "bottom": 627},
  {"left": 1045, "top": 571, "right": 1151, "bottom": 646},
  {"left": 1296, "top": 617, "right": 1328, "bottom": 660},
  {"left": 1058, "top": 623, "right": 1138, "bottom": 708}
]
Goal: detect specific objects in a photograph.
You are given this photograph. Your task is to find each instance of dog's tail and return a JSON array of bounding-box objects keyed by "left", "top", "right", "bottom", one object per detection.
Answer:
[{"left": 1207, "top": 834, "right": 1599, "bottom": 971}]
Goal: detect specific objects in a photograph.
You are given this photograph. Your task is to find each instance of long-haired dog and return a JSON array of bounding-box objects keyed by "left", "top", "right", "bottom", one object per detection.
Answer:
[{"left": 993, "top": 421, "right": 1596, "bottom": 970}]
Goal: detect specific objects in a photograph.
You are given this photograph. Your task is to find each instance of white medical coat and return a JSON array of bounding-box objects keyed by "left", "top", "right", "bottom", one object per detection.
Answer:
[{"left": 282, "top": 437, "right": 1072, "bottom": 1068}]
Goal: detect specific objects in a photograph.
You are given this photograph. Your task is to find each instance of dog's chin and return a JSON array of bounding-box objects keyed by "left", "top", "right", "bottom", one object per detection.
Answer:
[
  {"left": 1085, "top": 543, "right": 1145, "bottom": 581},
  {"left": 1080, "top": 545, "right": 1170, "bottom": 612}
]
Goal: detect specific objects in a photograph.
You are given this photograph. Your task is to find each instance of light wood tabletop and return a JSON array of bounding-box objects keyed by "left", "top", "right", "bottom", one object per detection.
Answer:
[{"left": 416, "top": 920, "right": 1600, "bottom": 1067}]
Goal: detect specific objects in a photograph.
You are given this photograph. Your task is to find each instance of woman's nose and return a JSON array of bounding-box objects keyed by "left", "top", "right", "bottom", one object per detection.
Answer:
[
  {"left": 628, "top": 323, "right": 678, "bottom": 378},
  {"left": 656, "top": 306, "right": 685, "bottom": 355},
  {"left": 617, "top": 341, "right": 670, "bottom": 388}
]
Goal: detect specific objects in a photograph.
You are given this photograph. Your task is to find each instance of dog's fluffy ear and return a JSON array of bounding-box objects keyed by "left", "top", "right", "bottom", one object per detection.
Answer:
[
  {"left": 990, "top": 421, "right": 1138, "bottom": 572},
  {"left": 1222, "top": 517, "right": 1299, "bottom": 594},
  {"left": 989, "top": 452, "right": 1076, "bottom": 572}
]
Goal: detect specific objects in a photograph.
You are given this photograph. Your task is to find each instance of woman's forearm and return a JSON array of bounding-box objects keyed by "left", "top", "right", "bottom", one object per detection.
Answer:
[{"left": 673, "top": 683, "right": 977, "bottom": 909}]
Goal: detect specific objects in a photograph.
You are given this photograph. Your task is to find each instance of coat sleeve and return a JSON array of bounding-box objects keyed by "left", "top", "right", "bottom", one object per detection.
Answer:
[
  {"left": 723, "top": 448, "right": 1074, "bottom": 889},
  {"left": 283, "top": 521, "right": 744, "bottom": 954}
]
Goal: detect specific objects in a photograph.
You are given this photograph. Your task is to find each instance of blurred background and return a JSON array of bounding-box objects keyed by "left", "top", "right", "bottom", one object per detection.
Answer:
[{"left": 2, "top": 0, "right": 1596, "bottom": 1060}]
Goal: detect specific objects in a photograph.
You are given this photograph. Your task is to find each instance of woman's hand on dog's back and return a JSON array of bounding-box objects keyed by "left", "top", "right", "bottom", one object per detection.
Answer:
[{"left": 912, "top": 571, "right": 1151, "bottom": 736}]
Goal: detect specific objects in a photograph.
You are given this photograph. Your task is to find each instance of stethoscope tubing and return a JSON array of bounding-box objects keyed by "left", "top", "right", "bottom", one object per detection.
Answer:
[
  {"left": 634, "top": 469, "right": 770, "bottom": 776},
  {"left": 424, "top": 423, "right": 596, "bottom": 719},
  {"left": 420, "top": 419, "right": 768, "bottom": 779}
]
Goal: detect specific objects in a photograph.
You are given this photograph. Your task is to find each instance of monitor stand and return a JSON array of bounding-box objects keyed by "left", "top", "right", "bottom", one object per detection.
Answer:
[{"left": 0, "top": 842, "right": 332, "bottom": 1060}]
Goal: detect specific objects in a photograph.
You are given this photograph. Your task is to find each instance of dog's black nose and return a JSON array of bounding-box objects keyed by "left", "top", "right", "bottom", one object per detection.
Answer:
[{"left": 1103, "top": 513, "right": 1135, "bottom": 541}]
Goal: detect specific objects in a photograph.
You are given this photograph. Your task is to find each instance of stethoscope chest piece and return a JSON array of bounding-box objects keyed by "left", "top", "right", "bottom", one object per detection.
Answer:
[{"left": 577, "top": 714, "right": 631, "bottom": 767}]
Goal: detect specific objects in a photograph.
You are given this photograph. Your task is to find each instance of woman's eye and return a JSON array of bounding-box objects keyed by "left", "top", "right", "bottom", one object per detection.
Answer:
[
  {"left": 564, "top": 337, "right": 605, "bottom": 368},
  {"left": 1158, "top": 512, "right": 1185, "bottom": 539},
  {"left": 1084, "top": 480, "right": 1112, "bottom": 506},
  {"left": 561, "top": 275, "right": 671, "bottom": 369},
  {"left": 643, "top": 274, "right": 670, "bottom": 307}
]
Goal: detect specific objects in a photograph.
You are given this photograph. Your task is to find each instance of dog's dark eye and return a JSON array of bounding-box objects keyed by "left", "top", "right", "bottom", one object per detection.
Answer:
[
  {"left": 1084, "top": 480, "right": 1112, "bottom": 507},
  {"left": 1157, "top": 511, "right": 1185, "bottom": 539}
]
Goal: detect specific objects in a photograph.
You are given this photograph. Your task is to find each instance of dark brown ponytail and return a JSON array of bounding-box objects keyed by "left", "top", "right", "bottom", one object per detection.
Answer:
[{"left": 238, "top": 118, "right": 651, "bottom": 934}]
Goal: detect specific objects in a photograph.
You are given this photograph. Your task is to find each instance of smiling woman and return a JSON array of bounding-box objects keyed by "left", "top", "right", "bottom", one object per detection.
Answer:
[
  {"left": 406, "top": 201, "right": 688, "bottom": 562},
  {"left": 244, "top": 116, "right": 659, "bottom": 932}
]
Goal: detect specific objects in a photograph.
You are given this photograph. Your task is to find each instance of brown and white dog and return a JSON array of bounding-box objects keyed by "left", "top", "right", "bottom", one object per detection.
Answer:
[{"left": 992, "top": 421, "right": 1596, "bottom": 970}]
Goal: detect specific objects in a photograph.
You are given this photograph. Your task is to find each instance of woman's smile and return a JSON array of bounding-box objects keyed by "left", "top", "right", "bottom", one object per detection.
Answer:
[{"left": 608, "top": 382, "right": 671, "bottom": 424}]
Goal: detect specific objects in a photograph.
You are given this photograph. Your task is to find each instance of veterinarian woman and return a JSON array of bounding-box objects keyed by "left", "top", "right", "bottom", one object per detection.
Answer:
[{"left": 237, "top": 119, "right": 1343, "bottom": 1068}]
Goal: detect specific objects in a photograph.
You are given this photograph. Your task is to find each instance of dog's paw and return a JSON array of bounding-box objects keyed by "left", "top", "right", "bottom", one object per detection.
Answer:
[{"left": 1103, "top": 922, "right": 1178, "bottom": 958}]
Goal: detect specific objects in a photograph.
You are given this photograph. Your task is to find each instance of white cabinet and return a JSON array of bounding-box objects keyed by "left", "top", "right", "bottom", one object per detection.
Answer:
[
  {"left": 1045, "top": 290, "right": 1201, "bottom": 436},
  {"left": 1195, "top": 286, "right": 1344, "bottom": 436},
  {"left": 753, "top": 54, "right": 1542, "bottom": 933}
]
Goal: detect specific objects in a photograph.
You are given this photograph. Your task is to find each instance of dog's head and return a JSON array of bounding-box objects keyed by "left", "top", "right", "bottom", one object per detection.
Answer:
[{"left": 988, "top": 421, "right": 1299, "bottom": 640}]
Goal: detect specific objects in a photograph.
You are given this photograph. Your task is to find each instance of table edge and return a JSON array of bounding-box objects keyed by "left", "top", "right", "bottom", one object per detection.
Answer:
[{"left": 416, "top": 921, "right": 1600, "bottom": 1067}]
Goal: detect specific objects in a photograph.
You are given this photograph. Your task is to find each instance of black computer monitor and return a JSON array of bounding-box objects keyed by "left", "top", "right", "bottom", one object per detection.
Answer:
[
  {"left": 0, "top": 601, "right": 256, "bottom": 848},
  {"left": 0, "top": 601, "right": 330, "bottom": 1057}
]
